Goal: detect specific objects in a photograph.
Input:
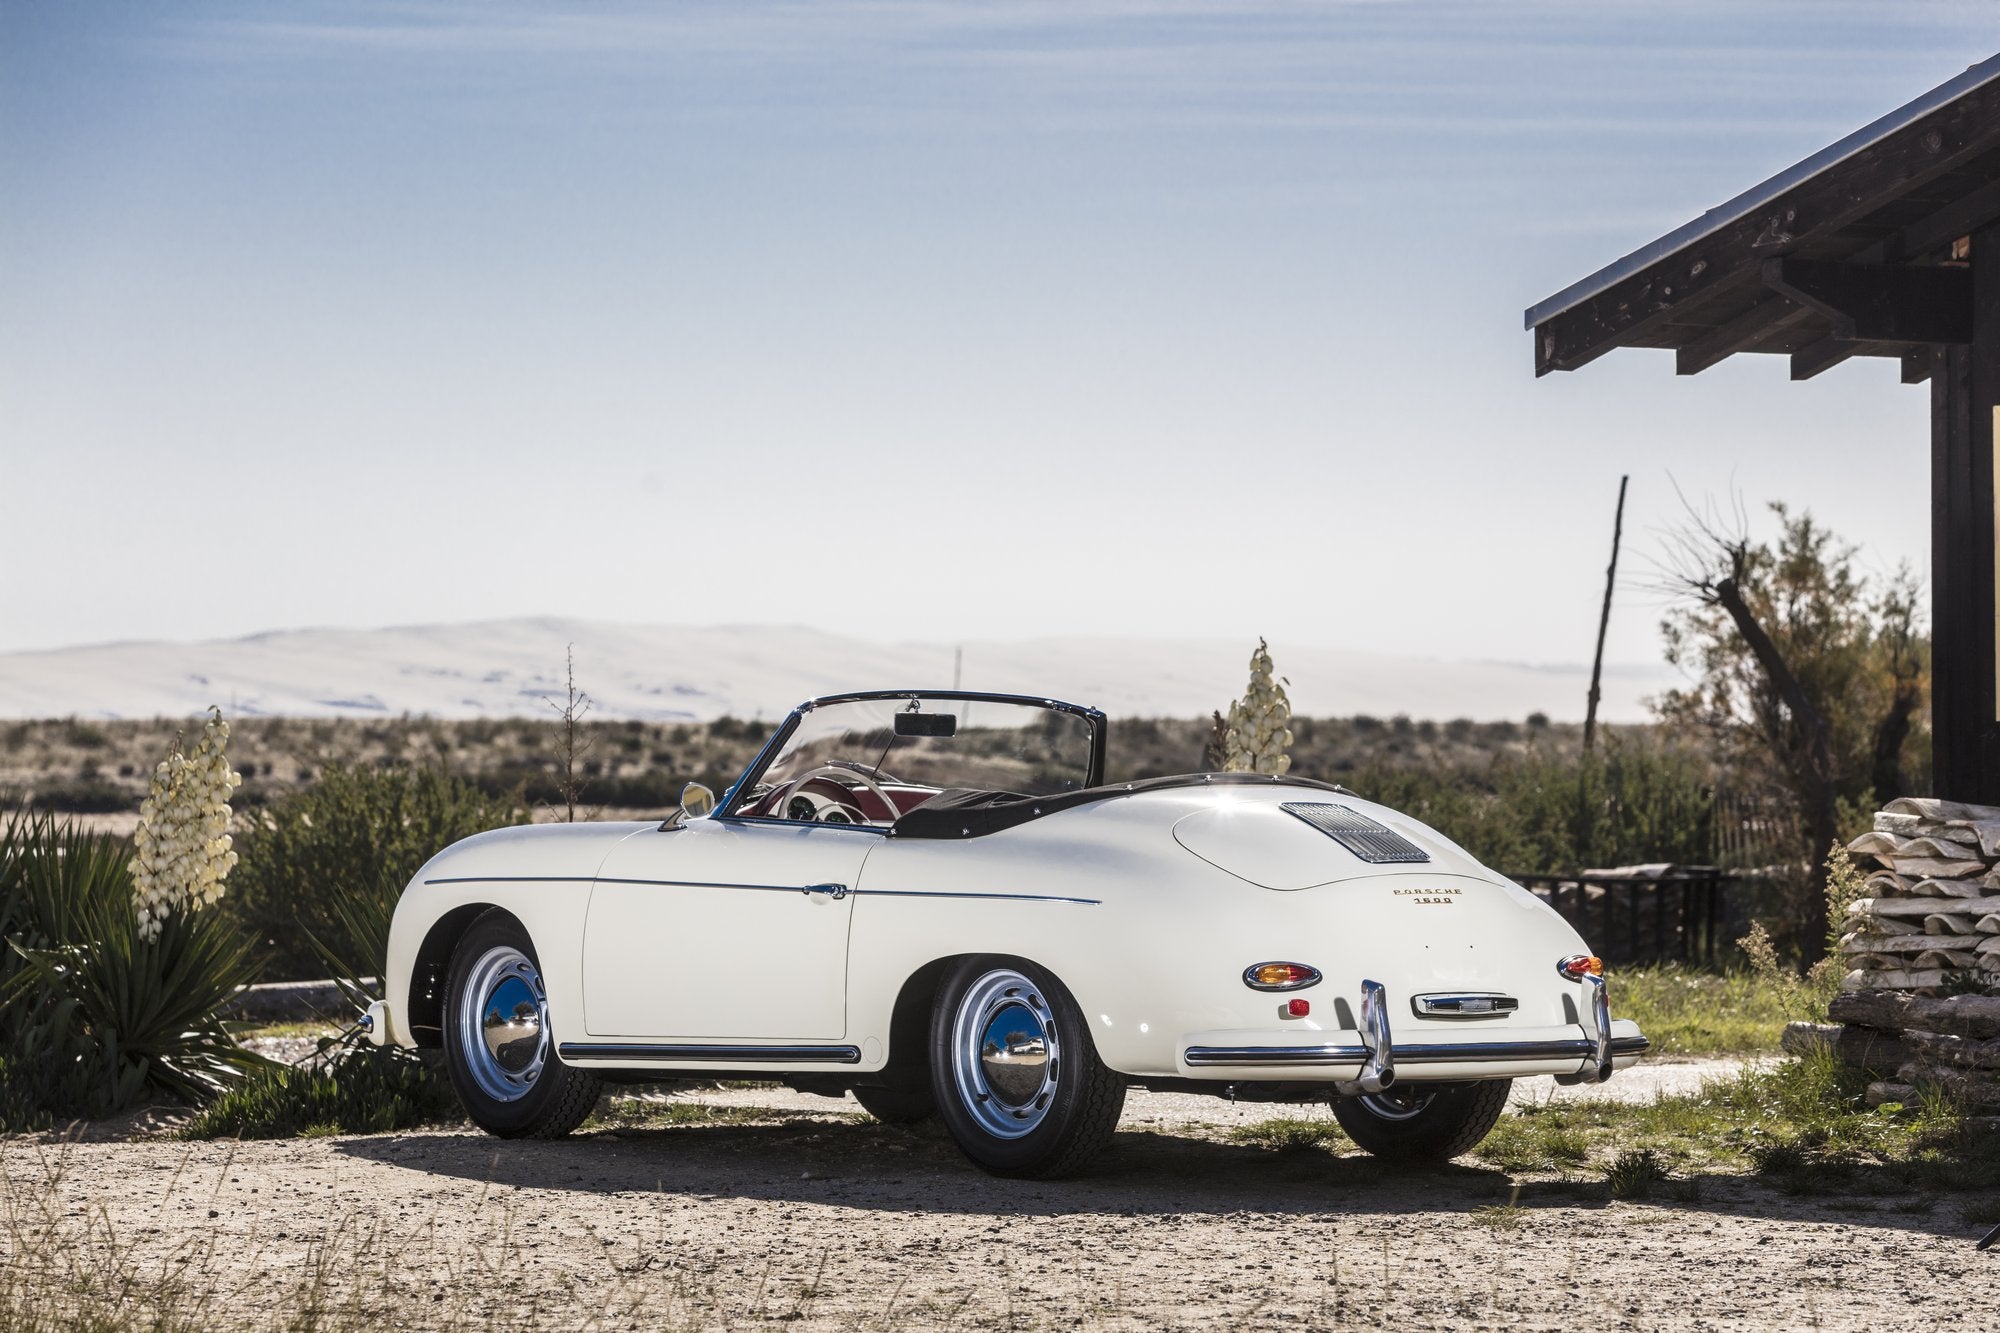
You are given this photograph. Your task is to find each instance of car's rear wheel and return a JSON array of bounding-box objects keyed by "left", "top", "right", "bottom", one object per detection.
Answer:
[
  {"left": 929, "top": 957, "right": 1124, "bottom": 1178},
  {"left": 442, "top": 910, "right": 602, "bottom": 1138},
  {"left": 1330, "top": 1079, "right": 1511, "bottom": 1162}
]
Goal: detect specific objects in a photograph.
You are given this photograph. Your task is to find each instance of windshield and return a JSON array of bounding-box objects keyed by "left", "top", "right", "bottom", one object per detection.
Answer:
[{"left": 726, "top": 694, "right": 1100, "bottom": 826}]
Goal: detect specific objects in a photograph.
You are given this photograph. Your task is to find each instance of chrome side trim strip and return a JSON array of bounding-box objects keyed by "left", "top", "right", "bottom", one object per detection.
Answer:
[
  {"left": 424, "top": 875, "right": 1098, "bottom": 905},
  {"left": 1184, "top": 1034, "right": 1650, "bottom": 1068},
  {"left": 856, "top": 889, "right": 1101, "bottom": 906},
  {"left": 558, "top": 1043, "right": 861, "bottom": 1064}
]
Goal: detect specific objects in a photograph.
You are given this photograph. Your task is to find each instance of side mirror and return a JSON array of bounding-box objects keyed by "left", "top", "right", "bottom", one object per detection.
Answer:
[{"left": 680, "top": 782, "right": 716, "bottom": 818}]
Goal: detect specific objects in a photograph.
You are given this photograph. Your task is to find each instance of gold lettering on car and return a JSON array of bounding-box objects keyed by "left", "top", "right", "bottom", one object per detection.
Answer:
[{"left": 1391, "top": 886, "right": 1462, "bottom": 905}]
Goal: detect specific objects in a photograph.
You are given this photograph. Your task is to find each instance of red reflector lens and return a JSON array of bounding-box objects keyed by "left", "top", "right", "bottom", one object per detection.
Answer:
[{"left": 1287, "top": 998, "right": 1311, "bottom": 1018}]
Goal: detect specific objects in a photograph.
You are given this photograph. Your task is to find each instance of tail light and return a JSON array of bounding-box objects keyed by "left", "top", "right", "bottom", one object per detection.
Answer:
[
  {"left": 1244, "top": 962, "right": 1322, "bottom": 991},
  {"left": 1557, "top": 954, "right": 1604, "bottom": 980}
]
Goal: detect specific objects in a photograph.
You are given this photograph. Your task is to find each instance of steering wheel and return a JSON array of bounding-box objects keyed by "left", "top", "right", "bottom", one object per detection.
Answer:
[{"left": 771, "top": 764, "right": 902, "bottom": 825}]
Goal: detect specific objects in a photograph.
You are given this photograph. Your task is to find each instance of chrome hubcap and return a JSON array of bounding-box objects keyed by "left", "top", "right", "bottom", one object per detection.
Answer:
[
  {"left": 1357, "top": 1086, "right": 1436, "bottom": 1122},
  {"left": 951, "top": 969, "right": 1059, "bottom": 1139},
  {"left": 457, "top": 945, "right": 548, "bottom": 1102}
]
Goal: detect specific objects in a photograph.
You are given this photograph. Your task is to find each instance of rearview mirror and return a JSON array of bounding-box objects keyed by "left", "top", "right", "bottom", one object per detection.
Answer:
[
  {"left": 895, "top": 711, "right": 957, "bottom": 737},
  {"left": 680, "top": 781, "right": 716, "bottom": 818}
]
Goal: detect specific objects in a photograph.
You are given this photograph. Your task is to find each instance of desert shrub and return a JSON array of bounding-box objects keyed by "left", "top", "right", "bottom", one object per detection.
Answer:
[
  {"left": 0, "top": 809, "right": 265, "bottom": 1129},
  {"left": 1603, "top": 1146, "right": 1669, "bottom": 1198},
  {"left": 223, "top": 766, "right": 522, "bottom": 988},
  {"left": 180, "top": 1043, "right": 459, "bottom": 1140},
  {"left": 26, "top": 779, "right": 134, "bottom": 814}
]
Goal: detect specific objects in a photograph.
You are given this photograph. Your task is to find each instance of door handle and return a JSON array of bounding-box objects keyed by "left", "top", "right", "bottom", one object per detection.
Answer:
[{"left": 803, "top": 883, "right": 850, "bottom": 900}]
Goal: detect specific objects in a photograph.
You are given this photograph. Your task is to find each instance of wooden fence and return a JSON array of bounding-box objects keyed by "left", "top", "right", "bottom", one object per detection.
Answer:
[{"left": 1510, "top": 868, "right": 1735, "bottom": 966}]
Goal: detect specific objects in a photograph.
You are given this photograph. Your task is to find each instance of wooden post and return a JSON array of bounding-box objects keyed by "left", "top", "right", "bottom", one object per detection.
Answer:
[
  {"left": 1932, "top": 221, "right": 2000, "bottom": 803},
  {"left": 1583, "top": 476, "right": 1629, "bottom": 752}
]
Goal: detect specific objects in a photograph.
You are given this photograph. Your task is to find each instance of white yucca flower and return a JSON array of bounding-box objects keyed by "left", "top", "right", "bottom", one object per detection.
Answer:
[
  {"left": 1223, "top": 638, "right": 1293, "bottom": 775},
  {"left": 131, "top": 708, "right": 242, "bottom": 941}
]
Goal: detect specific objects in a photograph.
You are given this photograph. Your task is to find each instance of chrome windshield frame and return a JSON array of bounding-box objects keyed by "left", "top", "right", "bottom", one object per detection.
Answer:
[{"left": 712, "top": 690, "right": 1108, "bottom": 822}]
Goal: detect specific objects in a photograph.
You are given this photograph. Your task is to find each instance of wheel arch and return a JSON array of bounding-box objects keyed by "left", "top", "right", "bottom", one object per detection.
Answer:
[
  {"left": 405, "top": 902, "right": 512, "bottom": 1046},
  {"left": 883, "top": 951, "right": 1075, "bottom": 1078},
  {"left": 880, "top": 954, "right": 961, "bottom": 1079}
]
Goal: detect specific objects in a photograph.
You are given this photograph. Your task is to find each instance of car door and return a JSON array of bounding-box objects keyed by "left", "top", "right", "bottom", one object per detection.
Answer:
[{"left": 581, "top": 816, "right": 877, "bottom": 1039}]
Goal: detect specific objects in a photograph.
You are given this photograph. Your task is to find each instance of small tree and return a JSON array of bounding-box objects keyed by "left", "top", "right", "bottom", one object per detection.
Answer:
[
  {"left": 547, "top": 645, "right": 593, "bottom": 822},
  {"left": 1657, "top": 500, "right": 1929, "bottom": 956},
  {"left": 1223, "top": 638, "right": 1293, "bottom": 775}
]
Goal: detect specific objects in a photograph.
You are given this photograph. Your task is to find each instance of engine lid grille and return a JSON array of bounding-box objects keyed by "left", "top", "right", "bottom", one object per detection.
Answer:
[{"left": 1280, "top": 802, "right": 1431, "bottom": 864}]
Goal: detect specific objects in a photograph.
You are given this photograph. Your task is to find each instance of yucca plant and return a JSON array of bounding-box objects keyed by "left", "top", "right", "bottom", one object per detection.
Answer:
[{"left": 0, "top": 808, "right": 268, "bottom": 1124}]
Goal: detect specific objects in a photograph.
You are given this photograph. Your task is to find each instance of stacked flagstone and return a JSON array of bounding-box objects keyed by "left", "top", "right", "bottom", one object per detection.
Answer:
[
  {"left": 1839, "top": 797, "right": 2000, "bottom": 993},
  {"left": 1816, "top": 798, "right": 2000, "bottom": 1113}
]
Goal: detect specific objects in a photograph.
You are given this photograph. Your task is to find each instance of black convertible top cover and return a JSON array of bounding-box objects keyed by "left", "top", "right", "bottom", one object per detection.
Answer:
[{"left": 888, "top": 772, "right": 1354, "bottom": 840}]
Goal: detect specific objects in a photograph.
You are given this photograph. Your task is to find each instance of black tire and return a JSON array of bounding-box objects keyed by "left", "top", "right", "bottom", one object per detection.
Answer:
[
  {"left": 1331, "top": 1079, "right": 1511, "bottom": 1163},
  {"left": 852, "top": 1078, "right": 936, "bottom": 1125},
  {"left": 441, "top": 910, "right": 603, "bottom": 1139},
  {"left": 929, "top": 956, "right": 1125, "bottom": 1178}
]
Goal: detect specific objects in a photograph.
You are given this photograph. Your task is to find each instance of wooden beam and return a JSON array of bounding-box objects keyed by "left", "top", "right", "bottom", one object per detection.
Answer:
[
  {"left": 1671, "top": 179, "right": 2000, "bottom": 376},
  {"left": 1896, "top": 175, "right": 2000, "bottom": 262},
  {"left": 1676, "top": 296, "right": 1813, "bottom": 375},
  {"left": 1790, "top": 335, "right": 1863, "bottom": 381},
  {"left": 1763, "top": 258, "right": 1974, "bottom": 343},
  {"left": 1534, "top": 79, "right": 2000, "bottom": 375},
  {"left": 1930, "top": 217, "right": 2000, "bottom": 803}
]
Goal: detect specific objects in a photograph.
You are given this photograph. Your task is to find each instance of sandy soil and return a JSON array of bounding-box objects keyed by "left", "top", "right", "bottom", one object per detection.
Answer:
[{"left": 7, "top": 1067, "right": 1995, "bottom": 1331}]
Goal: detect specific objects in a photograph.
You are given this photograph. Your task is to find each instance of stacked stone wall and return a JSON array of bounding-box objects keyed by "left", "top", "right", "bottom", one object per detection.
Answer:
[
  {"left": 1800, "top": 798, "right": 2000, "bottom": 1112},
  {"left": 1839, "top": 797, "right": 2000, "bottom": 992}
]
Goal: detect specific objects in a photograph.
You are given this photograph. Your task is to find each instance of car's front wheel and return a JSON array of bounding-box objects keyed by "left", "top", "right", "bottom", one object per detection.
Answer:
[
  {"left": 1330, "top": 1079, "right": 1511, "bottom": 1163},
  {"left": 929, "top": 957, "right": 1125, "bottom": 1178},
  {"left": 441, "top": 910, "right": 602, "bottom": 1138}
]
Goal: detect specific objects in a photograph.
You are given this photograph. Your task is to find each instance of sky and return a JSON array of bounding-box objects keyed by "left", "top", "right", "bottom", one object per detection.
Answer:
[{"left": 3, "top": 1, "right": 1996, "bottom": 676}]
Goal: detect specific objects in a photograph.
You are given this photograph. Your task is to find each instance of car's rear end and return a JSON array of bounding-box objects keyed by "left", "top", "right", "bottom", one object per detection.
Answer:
[{"left": 1151, "top": 789, "right": 1647, "bottom": 1096}]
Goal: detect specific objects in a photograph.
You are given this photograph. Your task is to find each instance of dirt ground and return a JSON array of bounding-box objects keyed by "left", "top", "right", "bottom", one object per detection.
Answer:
[{"left": 6, "top": 1066, "right": 1997, "bottom": 1332}]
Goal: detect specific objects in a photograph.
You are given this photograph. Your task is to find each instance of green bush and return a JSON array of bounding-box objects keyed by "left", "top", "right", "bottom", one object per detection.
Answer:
[
  {"left": 223, "top": 765, "right": 522, "bottom": 987},
  {"left": 1340, "top": 737, "right": 1715, "bottom": 874},
  {"left": 0, "top": 809, "right": 266, "bottom": 1129},
  {"left": 179, "top": 1043, "right": 460, "bottom": 1139}
]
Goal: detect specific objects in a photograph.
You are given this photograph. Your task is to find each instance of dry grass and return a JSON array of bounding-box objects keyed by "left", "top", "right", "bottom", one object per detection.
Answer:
[
  {"left": 0, "top": 1141, "right": 771, "bottom": 1331},
  {"left": 5, "top": 1059, "right": 1994, "bottom": 1333}
]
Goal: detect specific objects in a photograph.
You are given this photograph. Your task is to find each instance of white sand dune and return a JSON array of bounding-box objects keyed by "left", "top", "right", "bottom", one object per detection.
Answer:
[{"left": 0, "top": 618, "right": 1673, "bottom": 722}]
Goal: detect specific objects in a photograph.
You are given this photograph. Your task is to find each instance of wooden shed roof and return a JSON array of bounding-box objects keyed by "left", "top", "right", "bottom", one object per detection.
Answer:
[{"left": 1526, "top": 54, "right": 2000, "bottom": 383}]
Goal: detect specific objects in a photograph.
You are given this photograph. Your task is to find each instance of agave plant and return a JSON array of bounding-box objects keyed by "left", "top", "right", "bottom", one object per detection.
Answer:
[{"left": 0, "top": 808, "right": 268, "bottom": 1123}]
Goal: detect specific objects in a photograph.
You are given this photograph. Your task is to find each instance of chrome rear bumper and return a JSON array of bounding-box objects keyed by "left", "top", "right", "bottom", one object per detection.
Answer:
[
  {"left": 1182, "top": 1034, "right": 1650, "bottom": 1068},
  {"left": 1181, "top": 976, "right": 1646, "bottom": 1082}
]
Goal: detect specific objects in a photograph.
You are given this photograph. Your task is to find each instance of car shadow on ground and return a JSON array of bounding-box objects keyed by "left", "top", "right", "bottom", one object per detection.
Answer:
[{"left": 334, "top": 1115, "right": 1998, "bottom": 1244}]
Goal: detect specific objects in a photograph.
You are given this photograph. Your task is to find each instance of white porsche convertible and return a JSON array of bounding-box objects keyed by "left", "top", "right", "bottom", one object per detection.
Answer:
[{"left": 374, "top": 691, "right": 1646, "bottom": 1177}]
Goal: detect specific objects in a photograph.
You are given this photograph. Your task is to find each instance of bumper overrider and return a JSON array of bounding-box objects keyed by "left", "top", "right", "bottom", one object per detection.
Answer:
[{"left": 1181, "top": 976, "right": 1648, "bottom": 1089}]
